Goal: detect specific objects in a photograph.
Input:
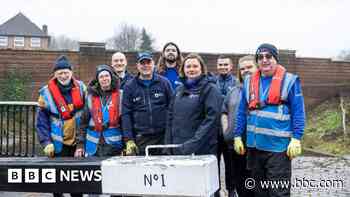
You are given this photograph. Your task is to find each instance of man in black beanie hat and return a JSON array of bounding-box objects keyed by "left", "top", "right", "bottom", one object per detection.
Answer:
[
  {"left": 234, "top": 43, "right": 306, "bottom": 197},
  {"left": 36, "top": 55, "right": 86, "bottom": 197}
]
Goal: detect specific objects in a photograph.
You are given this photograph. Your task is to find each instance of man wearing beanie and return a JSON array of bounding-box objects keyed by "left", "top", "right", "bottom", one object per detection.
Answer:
[
  {"left": 36, "top": 55, "right": 86, "bottom": 197},
  {"left": 234, "top": 43, "right": 305, "bottom": 197}
]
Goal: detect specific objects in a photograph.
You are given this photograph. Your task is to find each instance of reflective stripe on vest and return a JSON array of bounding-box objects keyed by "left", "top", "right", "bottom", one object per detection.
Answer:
[
  {"left": 249, "top": 110, "right": 290, "bottom": 121},
  {"left": 51, "top": 133, "right": 64, "bottom": 142},
  {"left": 106, "top": 135, "right": 122, "bottom": 142},
  {"left": 39, "top": 80, "right": 85, "bottom": 153},
  {"left": 85, "top": 128, "right": 123, "bottom": 156},
  {"left": 86, "top": 133, "right": 100, "bottom": 144},
  {"left": 247, "top": 125, "right": 291, "bottom": 138}
]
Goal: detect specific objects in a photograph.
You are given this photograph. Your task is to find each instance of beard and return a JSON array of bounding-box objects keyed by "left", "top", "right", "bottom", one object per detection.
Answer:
[
  {"left": 165, "top": 54, "right": 177, "bottom": 64},
  {"left": 166, "top": 58, "right": 176, "bottom": 64}
]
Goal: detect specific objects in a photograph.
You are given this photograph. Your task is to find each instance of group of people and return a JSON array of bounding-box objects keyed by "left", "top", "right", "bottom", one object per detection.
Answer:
[{"left": 36, "top": 42, "right": 305, "bottom": 197}]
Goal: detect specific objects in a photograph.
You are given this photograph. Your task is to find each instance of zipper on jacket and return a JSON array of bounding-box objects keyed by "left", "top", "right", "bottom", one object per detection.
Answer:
[{"left": 146, "top": 86, "right": 153, "bottom": 129}]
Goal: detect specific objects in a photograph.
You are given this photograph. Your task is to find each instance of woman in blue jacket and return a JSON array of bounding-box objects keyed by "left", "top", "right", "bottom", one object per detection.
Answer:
[{"left": 165, "top": 53, "right": 222, "bottom": 156}]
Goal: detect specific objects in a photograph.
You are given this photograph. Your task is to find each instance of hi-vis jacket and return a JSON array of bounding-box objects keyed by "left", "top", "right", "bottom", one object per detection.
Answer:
[
  {"left": 234, "top": 65, "right": 305, "bottom": 152},
  {"left": 84, "top": 89, "right": 123, "bottom": 156},
  {"left": 36, "top": 78, "right": 86, "bottom": 154}
]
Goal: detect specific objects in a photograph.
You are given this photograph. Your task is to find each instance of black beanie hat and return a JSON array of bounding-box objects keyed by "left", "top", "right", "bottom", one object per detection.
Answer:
[
  {"left": 96, "top": 64, "right": 113, "bottom": 80},
  {"left": 54, "top": 55, "right": 72, "bottom": 71},
  {"left": 255, "top": 43, "right": 279, "bottom": 63}
]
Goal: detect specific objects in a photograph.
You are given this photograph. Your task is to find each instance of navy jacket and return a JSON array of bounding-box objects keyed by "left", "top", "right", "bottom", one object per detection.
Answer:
[
  {"left": 166, "top": 75, "right": 222, "bottom": 155},
  {"left": 216, "top": 74, "right": 237, "bottom": 97},
  {"left": 121, "top": 73, "right": 173, "bottom": 139},
  {"left": 120, "top": 71, "right": 134, "bottom": 90}
]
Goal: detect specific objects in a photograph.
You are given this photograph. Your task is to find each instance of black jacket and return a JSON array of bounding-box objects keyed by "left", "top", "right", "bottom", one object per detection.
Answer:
[
  {"left": 165, "top": 75, "right": 222, "bottom": 155},
  {"left": 120, "top": 71, "right": 134, "bottom": 90},
  {"left": 121, "top": 73, "right": 173, "bottom": 139}
]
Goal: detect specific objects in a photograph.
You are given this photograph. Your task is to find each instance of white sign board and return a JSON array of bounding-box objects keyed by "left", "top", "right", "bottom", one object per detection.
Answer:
[{"left": 101, "top": 155, "right": 219, "bottom": 197}]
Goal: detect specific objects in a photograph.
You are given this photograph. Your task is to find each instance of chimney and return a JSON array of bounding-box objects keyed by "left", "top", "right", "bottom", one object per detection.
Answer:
[{"left": 42, "top": 25, "right": 48, "bottom": 35}]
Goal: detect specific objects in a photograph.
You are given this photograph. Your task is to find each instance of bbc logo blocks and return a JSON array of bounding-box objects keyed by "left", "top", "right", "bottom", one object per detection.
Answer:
[{"left": 8, "top": 168, "right": 56, "bottom": 183}]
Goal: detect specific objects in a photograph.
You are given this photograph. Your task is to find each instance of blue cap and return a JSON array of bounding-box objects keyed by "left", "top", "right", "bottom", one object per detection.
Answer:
[
  {"left": 137, "top": 52, "right": 153, "bottom": 63},
  {"left": 54, "top": 55, "right": 72, "bottom": 71}
]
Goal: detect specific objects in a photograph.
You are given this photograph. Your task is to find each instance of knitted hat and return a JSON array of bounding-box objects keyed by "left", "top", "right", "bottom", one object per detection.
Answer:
[
  {"left": 53, "top": 55, "right": 72, "bottom": 71},
  {"left": 255, "top": 43, "right": 279, "bottom": 63},
  {"left": 96, "top": 64, "right": 113, "bottom": 79}
]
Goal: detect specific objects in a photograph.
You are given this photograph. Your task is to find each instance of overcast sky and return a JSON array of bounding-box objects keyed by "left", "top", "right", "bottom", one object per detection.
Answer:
[{"left": 1, "top": 0, "right": 349, "bottom": 58}]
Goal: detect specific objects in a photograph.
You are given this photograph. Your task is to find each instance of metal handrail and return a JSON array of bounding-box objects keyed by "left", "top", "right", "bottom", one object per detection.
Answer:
[{"left": 0, "top": 102, "right": 38, "bottom": 157}]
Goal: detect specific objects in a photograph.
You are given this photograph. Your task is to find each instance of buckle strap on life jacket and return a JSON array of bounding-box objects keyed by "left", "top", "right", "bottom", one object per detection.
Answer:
[
  {"left": 91, "top": 90, "right": 120, "bottom": 132},
  {"left": 48, "top": 78, "right": 84, "bottom": 120},
  {"left": 248, "top": 65, "right": 286, "bottom": 110}
]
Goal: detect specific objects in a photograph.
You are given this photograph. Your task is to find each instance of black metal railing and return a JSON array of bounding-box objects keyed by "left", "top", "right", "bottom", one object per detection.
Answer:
[{"left": 0, "top": 102, "right": 39, "bottom": 157}]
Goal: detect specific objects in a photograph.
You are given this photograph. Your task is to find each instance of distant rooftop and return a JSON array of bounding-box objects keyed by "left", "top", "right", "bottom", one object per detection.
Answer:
[{"left": 0, "top": 12, "right": 48, "bottom": 37}]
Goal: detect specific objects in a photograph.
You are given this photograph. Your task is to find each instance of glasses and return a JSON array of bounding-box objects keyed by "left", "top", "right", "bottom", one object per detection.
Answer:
[{"left": 257, "top": 53, "right": 273, "bottom": 60}]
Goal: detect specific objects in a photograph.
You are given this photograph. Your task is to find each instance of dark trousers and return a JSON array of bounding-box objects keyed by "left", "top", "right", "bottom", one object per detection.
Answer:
[
  {"left": 247, "top": 148, "right": 291, "bottom": 197},
  {"left": 53, "top": 145, "right": 83, "bottom": 197},
  {"left": 135, "top": 133, "right": 164, "bottom": 156},
  {"left": 222, "top": 144, "right": 253, "bottom": 197},
  {"left": 95, "top": 143, "right": 122, "bottom": 157}
]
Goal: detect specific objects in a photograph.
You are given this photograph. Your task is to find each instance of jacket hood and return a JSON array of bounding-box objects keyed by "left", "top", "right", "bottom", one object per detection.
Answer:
[{"left": 88, "top": 72, "right": 119, "bottom": 96}]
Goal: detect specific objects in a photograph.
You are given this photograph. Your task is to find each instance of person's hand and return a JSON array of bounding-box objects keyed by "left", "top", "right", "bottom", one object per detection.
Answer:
[
  {"left": 233, "top": 137, "right": 245, "bottom": 155},
  {"left": 44, "top": 143, "right": 55, "bottom": 157},
  {"left": 74, "top": 148, "right": 84, "bottom": 157},
  {"left": 125, "top": 140, "right": 138, "bottom": 156},
  {"left": 287, "top": 138, "right": 302, "bottom": 159}
]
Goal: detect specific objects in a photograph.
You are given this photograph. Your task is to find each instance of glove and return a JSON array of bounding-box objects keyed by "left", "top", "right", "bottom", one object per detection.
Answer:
[
  {"left": 44, "top": 143, "right": 55, "bottom": 157},
  {"left": 287, "top": 138, "right": 302, "bottom": 159},
  {"left": 125, "top": 140, "right": 138, "bottom": 156},
  {"left": 233, "top": 137, "right": 245, "bottom": 155}
]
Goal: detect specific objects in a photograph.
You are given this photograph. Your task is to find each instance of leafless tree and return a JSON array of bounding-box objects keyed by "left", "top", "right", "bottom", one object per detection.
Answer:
[
  {"left": 106, "top": 23, "right": 141, "bottom": 51},
  {"left": 49, "top": 35, "right": 79, "bottom": 51},
  {"left": 337, "top": 49, "right": 350, "bottom": 61}
]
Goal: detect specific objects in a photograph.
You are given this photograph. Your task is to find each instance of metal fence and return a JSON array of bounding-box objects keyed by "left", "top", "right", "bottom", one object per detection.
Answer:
[{"left": 0, "top": 101, "right": 39, "bottom": 157}]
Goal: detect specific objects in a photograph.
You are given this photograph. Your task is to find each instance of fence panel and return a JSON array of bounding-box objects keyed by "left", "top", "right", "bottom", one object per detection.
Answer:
[{"left": 0, "top": 102, "right": 39, "bottom": 157}]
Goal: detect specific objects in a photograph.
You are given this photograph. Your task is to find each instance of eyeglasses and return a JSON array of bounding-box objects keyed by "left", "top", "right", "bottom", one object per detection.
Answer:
[{"left": 257, "top": 53, "right": 273, "bottom": 60}]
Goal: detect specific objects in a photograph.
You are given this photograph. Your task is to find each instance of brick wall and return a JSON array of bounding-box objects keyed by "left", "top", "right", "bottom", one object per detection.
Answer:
[{"left": 0, "top": 42, "right": 349, "bottom": 108}]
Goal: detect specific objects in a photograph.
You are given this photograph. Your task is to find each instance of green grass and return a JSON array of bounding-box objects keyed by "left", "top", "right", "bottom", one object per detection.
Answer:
[{"left": 303, "top": 97, "right": 350, "bottom": 155}]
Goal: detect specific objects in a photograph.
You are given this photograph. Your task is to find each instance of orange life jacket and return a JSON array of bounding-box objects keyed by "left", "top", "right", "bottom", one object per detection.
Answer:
[
  {"left": 91, "top": 90, "right": 120, "bottom": 132},
  {"left": 48, "top": 78, "right": 84, "bottom": 120},
  {"left": 248, "top": 64, "right": 286, "bottom": 110}
]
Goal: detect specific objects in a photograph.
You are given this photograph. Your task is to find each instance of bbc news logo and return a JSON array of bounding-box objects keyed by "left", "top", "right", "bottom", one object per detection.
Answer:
[{"left": 8, "top": 168, "right": 101, "bottom": 183}]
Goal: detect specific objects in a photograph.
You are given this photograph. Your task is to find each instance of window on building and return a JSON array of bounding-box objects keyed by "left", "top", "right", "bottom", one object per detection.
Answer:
[
  {"left": 31, "top": 37, "right": 41, "bottom": 48},
  {"left": 0, "top": 36, "right": 8, "bottom": 47},
  {"left": 14, "top": 37, "right": 25, "bottom": 47}
]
